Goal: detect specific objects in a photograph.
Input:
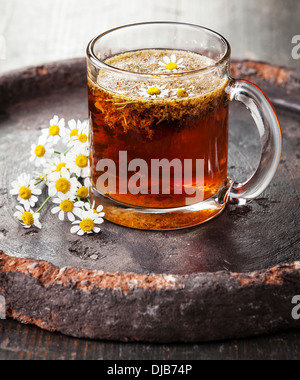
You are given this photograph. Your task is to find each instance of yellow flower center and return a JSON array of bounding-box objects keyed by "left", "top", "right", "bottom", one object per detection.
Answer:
[
  {"left": 56, "top": 163, "right": 66, "bottom": 172},
  {"left": 78, "top": 134, "right": 88, "bottom": 143},
  {"left": 34, "top": 145, "right": 46, "bottom": 158},
  {"left": 22, "top": 212, "right": 34, "bottom": 226},
  {"left": 77, "top": 186, "right": 89, "bottom": 198},
  {"left": 49, "top": 125, "right": 60, "bottom": 136},
  {"left": 147, "top": 87, "right": 161, "bottom": 96},
  {"left": 166, "top": 62, "right": 178, "bottom": 71},
  {"left": 18, "top": 186, "right": 32, "bottom": 200},
  {"left": 60, "top": 200, "right": 74, "bottom": 213},
  {"left": 177, "top": 89, "right": 188, "bottom": 98},
  {"left": 80, "top": 218, "right": 95, "bottom": 232},
  {"left": 75, "top": 155, "right": 88, "bottom": 168},
  {"left": 70, "top": 128, "right": 79, "bottom": 138},
  {"left": 55, "top": 178, "right": 71, "bottom": 194}
]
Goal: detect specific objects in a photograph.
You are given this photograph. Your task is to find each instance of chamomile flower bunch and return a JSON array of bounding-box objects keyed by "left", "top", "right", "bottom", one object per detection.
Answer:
[{"left": 10, "top": 116, "right": 104, "bottom": 235}]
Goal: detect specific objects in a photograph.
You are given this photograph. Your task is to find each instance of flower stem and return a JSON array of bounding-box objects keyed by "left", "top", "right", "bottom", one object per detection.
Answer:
[
  {"left": 63, "top": 146, "right": 73, "bottom": 155},
  {"left": 35, "top": 196, "right": 52, "bottom": 214},
  {"left": 77, "top": 195, "right": 85, "bottom": 211}
]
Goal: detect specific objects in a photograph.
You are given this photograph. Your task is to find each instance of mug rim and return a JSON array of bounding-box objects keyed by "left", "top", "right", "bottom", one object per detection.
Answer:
[{"left": 87, "top": 21, "right": 231, "bottom": 78}]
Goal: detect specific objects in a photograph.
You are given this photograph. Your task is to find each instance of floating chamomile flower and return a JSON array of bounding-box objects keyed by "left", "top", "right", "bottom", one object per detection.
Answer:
[
  {"left": 48, "top": 166, "right": 80, "bottom": 198},
  {"left": 30, "top": 137, "right": 55, "bottom": 167},
  {"left": 14, "top": 204, "right": 42, "bottom": 229},
  {"left": 66, "top": 153, "right": 90, "bottom": 178},
  {"left": 51, "top": 194, "right": 84, "bottom": 222},
  {"left": 158, "top": 55, "right": 185, "bottom": 73},
  {"left": 170, "top": 88, "right": 190, "bottom": 99},
  {"left": 70, "top": 208, "right": 104, "bottom": 236},
  {"left": 138, "top": 85, "right": 169, "bottom": 99},
  {"left": 10, "top": 173, "right": 42, "bottom": 208},
  {"left": 41, "top": 115, "right": 66, "bottom": 144}
]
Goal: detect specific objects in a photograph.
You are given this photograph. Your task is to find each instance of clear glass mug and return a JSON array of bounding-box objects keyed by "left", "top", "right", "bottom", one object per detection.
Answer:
[{"left": 86, "top": 22, "right": 282, "bottom": 230}]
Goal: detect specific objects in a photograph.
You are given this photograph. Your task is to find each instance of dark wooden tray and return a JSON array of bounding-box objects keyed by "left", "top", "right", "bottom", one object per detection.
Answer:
[{"left": 0, "top": 59, "right": 299, "bottom": 342}]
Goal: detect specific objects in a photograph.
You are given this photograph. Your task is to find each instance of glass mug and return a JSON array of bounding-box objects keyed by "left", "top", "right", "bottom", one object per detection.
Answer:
[{"left": 86, "top": 22, "right": 282, "bottom": 230}]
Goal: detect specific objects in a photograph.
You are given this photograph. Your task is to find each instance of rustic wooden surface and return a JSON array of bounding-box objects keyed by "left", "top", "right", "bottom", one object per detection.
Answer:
[
  {"left": 0, "top": 59, "right": 299, "bottom": 347},
  {"left": 1, "top": 0, "right": 300, "bottom": 359},
  {"left": 1, "top": 319, "right": 300, "bottom": 360},
  {"left": 0, "top": 0, "right": 300, "bottom": 74}
]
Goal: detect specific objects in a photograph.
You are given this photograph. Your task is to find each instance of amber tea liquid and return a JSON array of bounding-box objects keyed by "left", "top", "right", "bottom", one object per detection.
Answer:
[{"left": 88, "top": 49, "right": 229, "bottom": 211}]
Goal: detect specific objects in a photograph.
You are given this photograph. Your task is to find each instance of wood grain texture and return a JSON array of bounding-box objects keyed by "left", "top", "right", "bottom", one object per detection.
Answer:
[
  {"left": 0, "top": 0, "right": 299, "bottom": 74},
  {"left": 1, "top": 319, "right": 300, "bottom": 360}
]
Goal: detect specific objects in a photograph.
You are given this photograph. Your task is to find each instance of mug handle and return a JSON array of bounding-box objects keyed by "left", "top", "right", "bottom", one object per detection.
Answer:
[{"left": 226, "top": 79, "right": 282, "bottom": 204}]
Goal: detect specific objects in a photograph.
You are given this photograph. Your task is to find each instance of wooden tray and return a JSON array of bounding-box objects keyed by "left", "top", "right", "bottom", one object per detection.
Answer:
[{"left": 0, "top": 59, "right": 299, "bottom": 342}]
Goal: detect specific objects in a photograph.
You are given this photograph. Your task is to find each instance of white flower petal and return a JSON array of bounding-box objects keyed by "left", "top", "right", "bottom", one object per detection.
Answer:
[
  {"left": 94, "top": 218, "right": 104, "bottom": 225},
  {"left": 16, "top": 205, "right": 24, "bottom": 212},
  {"left": 14, "top": 211, "right": 23, "bottom": 219},
  {"left": 67, "top": 213, "right": 75, "bottom": 222},
  {"left": 73, "top": 208, "right": 83, "bottom": 218},
  {"left": 58, "top": 211, "right": 65, "bottom": 221}
]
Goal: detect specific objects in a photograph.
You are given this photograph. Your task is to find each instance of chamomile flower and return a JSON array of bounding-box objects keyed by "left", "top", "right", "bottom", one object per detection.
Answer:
[
  {"left": 70, "top": 208, "right": 104, "bottom": 236},
  {"left": 66, "top": 152, "right": 90, "bottom": 178},
  {"left": 14, "top": 204, "right": 42, "bottom": 229},
  {"left": 158, "top": 55, "right": 185, "bottom": 73},
  {"left": 41, "top": 115, "right": 65, "bottom": 144},
  {"left": 170, "top": 88, "right": 190, "bottom": 99},
  {"left": 76, "top": 177, "right": 91, "bottom": 199},
  {"left": 84, "top": 201, "right": 105, "bottom": 217},
  {"left": 44, "top": 154, "right": 69, "bottom": 181},
  {"left": 138, "top": 85, "right": 169, "bottom": 99},
  {"left": 48, "top": 166, "right": 80, "bottom": 198},
  {"left": 66, "top": 120, "right": 89, "bottom": 154},
  {"left": 63, "top": 119, "right": 81, "bottom": 145},
  {"left": 10, "top": 173, "right": 42, "bottom": 208},
  {"left": 51, "top": 194, "right": 84, "bottom": 222},
  {"left": 77, "top": 186, "right": 89, "bottom": 199},
  {"left": 34, "top": 172, "right": 48, "bottom": 184},
  {"left": 30, "top": 136, "right": 55, "bottom": 167}
]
